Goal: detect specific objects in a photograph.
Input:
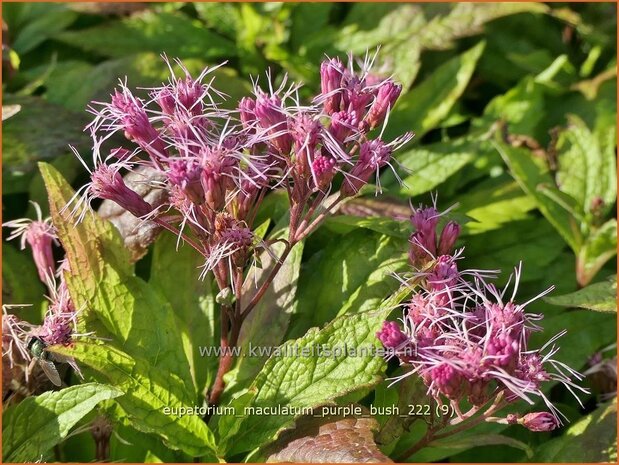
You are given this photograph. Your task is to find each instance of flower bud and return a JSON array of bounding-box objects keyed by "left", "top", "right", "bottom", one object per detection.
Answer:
[
  {"left": 431, "top": 364, "right": 463, "bottom": 400},
  {"left": 111, "top": 90, "right": 167, "bottom": 158},
  {"left": 320, "top": 58, "right": 345, "bottom": 114},
  {"left": 340, "top": 139, "right": 391, "bottom": 196},
  {"left": 437, "top": 221, "right": 460, "bottom": 255},
  {"left": 254, "top": 94, "right": 293, "bottom": 156},
  {"left": 311, "top": 155, "right": 336, "bottom": 191},
  {"left": 238, "top": 97, "right": 257, "bottom": 129},
  {"left": 376, "top": 321, "right": 407, "bottom": 348},
  {"left": 521, "top": 412, "right": 558, "bottom": 432},
  {"left": 365, "top": 80, "right": 402, "bottom": 129},
  {"left": 167, "top": 158, "right": 204, "bottom": 205},
  {"left": 91, "top": 165, "right": 153, "bottom": 218},
  {"left": 329, "top": 110, "right": 358, "bottom": 144},
  {"left": 290, "top": 114, "right": 321, "bottom": 177}
]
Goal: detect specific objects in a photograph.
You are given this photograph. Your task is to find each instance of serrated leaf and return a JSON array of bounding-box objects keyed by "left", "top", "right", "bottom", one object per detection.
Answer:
[
  {"left": 556, "top": 115, "right": 617, "bottom": 216},
  {"left": 221, "top": 287, "right": 411, "bottom": 455},
  {"left": 263, "top": 413, "right": 391, "bottom": 463},
  {"left": 2, "top": 383, "right": 122, "bottom": 462},
  {"left": 50, "top": 343, "right": 219, "bottom": 460},
  {"left": 577, "top": 219, "right": 618, "bottom": 286},
  {"left": 495, "top": 141, "right": 582, "bottom": 252},
  {"left": 533, "top": 400, "right": 617, "bottom": 462},
  {"left": 385, "top": 42, "right": 485, "bottom": 140},
  {"left": 40, "top": 163, "right": 194, "bottom": 395},
  {"left": 56, "top": 11, "right": 236, "bottom": 60},
  {"left": 545, "top": 275, "right": 616, "bottom": 312}
]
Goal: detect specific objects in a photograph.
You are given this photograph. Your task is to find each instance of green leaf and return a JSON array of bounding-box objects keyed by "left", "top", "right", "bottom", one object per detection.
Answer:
[
  {"left": 384, "top": 139, "right": 483, "bottom": 195},
  {"left": 150, "top": 233, "right": 219, "bottom": 398},
  {"left": 37, "top": 54, "right": 251, "bottom": 113},
  {"left": 221, "top": 287, "right": 411, "bottom": 455},
  {"left": 556, "top": 115, "right": 617, "bottom": 216},
  {"left": 545, "top": 275, "right": 617, "bottom": 312},
  {"left": 385, "top": 41, "right": 485, "bottom": 140},
  {"left": 324, "top": 215, "right": 411, "bottom": 239},
  {"left": 429, "top": 433, "right": 533, "bottom": 459},
  {"left": 577, "top": 219, "right": 618, "bottom": 286},
  {"left": 2, "top": 383, "right": 122, "bottom": 462},
  {"left": 292, "top": 231, "right": 408, "bottom": 335},
  {"left": 39, "top": 163, "right": 194, "bottom": 395},
  {"left": 3, "top": 3, "right": 77, "bottom": 55},
  {"left": 3, "top": 96, "right": 89, "bottom": 194},
  {"left": 457, "top": 180, "right": 537, "bottom": 235},
  {"left": 56, "top": 11, "right": 236, "bottom": 60},
  {"left": 533, "top": 400, "right": 617, "bottom": 462},
  {"left": 495, "top": 141, "right": 582, "bottom": 252},
  {"left": 50, "top": 343, "right": 219, "bottom": 460},
  {"left": 227, "top": 228, "right": 304, "bottom": 392}
]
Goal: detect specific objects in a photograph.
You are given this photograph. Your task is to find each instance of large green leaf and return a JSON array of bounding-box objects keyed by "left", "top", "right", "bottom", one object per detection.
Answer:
[
  {"left": 384, "top": 138, "right": 484, "bottom": 195},
  {"left": 34, "top": 54, "right": 251, "bottom": 112},
  {"left": 385, "top": 41, "right": 485, "bottom": 140},
  {"left": 577, "top": 219, "right": 618, "bottom": 286},
  {"left": 2, "top": 383, "right": 122, "bottom": 462},
  {"left": 292, "top": 230, "right": 408, "bottom": 335},
  {"left": 220, "top": 287, "right": 411, "bottom": 455},
  {"left": 50, "top": 343, "right": 219, "bottom": 460},
  {"left": 556, "top": 115, "right": 617, "bottom": 217},
  {"left": 228, "top": 230, "right": 305, "bottom": 393},
  {"left": 3, "top": 2, "right": 77, "bottom": 54},
  {"left": 150, "top": 233, "right": 219, "bottom": 399},
  {"left": 533, "top": 400, "right": 617, "bottom": 462},
  {"left": 545, "top": 275, "right": 617, "bottom": 313},
  {"left": 56, "top": 11, "right": 236, "bottom": 60},
  {"left": 496, "top": 142, "right": 582, "bottom": 252},
  {"left": 40, "top": 163, "right": 194, "bottom": 395}
]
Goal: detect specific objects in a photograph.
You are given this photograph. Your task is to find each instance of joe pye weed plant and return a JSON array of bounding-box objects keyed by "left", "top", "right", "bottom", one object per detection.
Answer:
[{"left": 1, "top": 46, "right": 614, "bottom": 463}]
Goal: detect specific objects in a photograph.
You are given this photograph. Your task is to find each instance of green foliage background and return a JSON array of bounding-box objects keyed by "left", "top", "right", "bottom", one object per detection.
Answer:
[{"left": 2, "top": 2, "right": 617, "bottom": 463}]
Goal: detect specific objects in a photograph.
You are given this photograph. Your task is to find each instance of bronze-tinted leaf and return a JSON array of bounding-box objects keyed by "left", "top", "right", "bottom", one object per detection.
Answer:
[
  {"left": 264, "top": 412, "right": 392, "bottom": 463},
  {"left": 98, "top": 166, "right": 167, "bottom": 262}
]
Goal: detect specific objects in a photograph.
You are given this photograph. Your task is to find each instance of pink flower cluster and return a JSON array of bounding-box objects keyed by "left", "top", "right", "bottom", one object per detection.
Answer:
[
  {"left": 377, "top": 203, "right": 587, "bottom": 432},
  {"left": 3, "top": 204, "right": 81, "bottom": 374},
  {"left": 69, "top": 55, "right": 411, "bottom": 288}
]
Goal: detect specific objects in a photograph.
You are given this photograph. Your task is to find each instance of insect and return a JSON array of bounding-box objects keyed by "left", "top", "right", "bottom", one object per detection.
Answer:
[{"left": 27, "top": 336, "right": 62, "bottom": 387}]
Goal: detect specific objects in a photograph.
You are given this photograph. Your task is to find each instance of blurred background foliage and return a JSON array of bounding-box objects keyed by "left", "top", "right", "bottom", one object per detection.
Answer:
[{"left": 2, "top": 2, "right": 617, "bottom": 463}]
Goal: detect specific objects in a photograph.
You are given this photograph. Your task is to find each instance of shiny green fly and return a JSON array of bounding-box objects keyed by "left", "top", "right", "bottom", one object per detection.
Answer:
[{"left": 27, "top": 336, "right": 62, "bottom": 387}]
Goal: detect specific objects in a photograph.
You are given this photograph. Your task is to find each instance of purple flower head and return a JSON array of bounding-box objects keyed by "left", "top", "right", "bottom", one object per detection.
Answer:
[
  {"left": 167, "top": 157, "right": 204, "bottom": 204},
  {"left": 199, "top": 145, "right": 239, "bottom": 211},
  {"left": 290, "top": 113, "right": 321, "bottom": 178},
  {"left": 39, "top": 311, "right": 74, "bottom": 346},
  {"left": 377, "top": 321, "right": 408, "bottom": 349},
  {"left": 311, "top": 155, "right": 337, "bottom": 191},
  {"left": 90, "top": 164, "right": 154, "bottom": 218},
  {"left": 254, "top": 93, "right": 292, "bottom": 156},
  {"left": 3, "top": 202, "right": 57, "bottom": 283},
  {"left": 238, "top": 96, "right": 257, "bottom": 129},
  {"left": 319, "top": 57, "right": 346, "bottom": 114},
  {"left": 437, "top": 220, "right": 460, "bottom": 255},
  {"left": 430, "top": 364, "right": 464, "bottom": 400},
  {"left": 365, "top": 80, "right": 402, "bottom": 130},
  {"left": 521, "top": 412, "right": 559, "bottom": 432},
  {"left": 329, "top": 110, "right": 359, "bottom": 144},
  {"left": 107, "top": 87, "right": 167, "bottom": 158},
  {"left": 341, "top": 139, "right": 392, "bottom": 196}
]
